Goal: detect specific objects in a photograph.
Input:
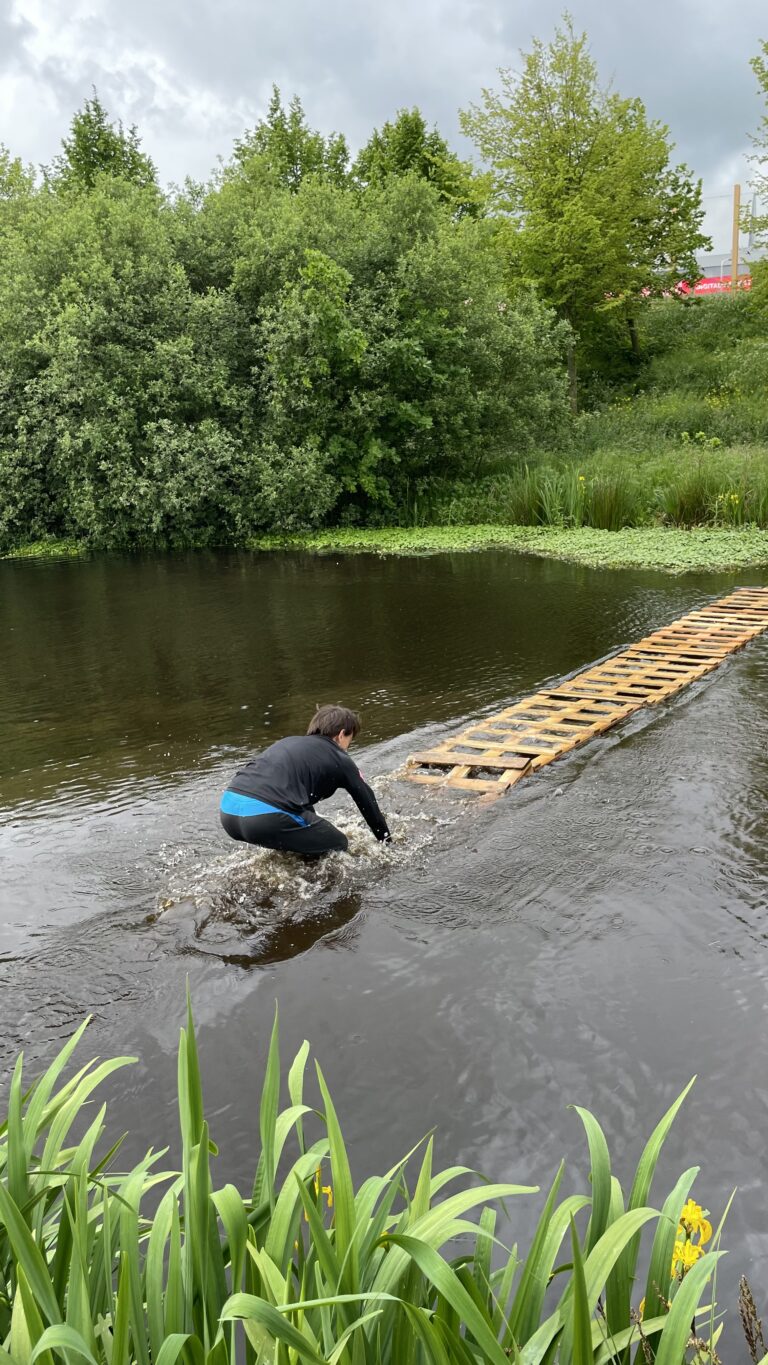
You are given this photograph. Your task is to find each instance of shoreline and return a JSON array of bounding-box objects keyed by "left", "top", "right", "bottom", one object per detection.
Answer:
[{"left": 4, "top": 525, "right": 768, "bottom": 573}]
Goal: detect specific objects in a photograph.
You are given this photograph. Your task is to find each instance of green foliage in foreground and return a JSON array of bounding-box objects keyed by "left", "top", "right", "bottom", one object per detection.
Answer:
[
  {"left": 0, "top": 997, "right": 724, "bottom": 1365},
  {"left": 247, "top": 525, "right": 768, "bottom": 574}
]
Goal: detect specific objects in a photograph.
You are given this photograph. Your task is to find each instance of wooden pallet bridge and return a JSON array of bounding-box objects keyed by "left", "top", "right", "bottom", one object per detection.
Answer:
[{"left": 403, "top": 587, "right": 768, "bottom": 799}]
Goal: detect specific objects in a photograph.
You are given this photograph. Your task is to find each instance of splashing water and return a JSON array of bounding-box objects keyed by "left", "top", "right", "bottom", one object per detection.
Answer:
[{"left": 151, "top": 797, "right": 453, "bottom": 963}]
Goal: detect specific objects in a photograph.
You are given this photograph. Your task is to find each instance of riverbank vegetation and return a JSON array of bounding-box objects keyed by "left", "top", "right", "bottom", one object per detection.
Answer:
[
  {"left": 0, "top": 22, "right": 767, "bottom": 557},
  {"left": 7, "top": 526, "right": 768, "bottom": 573},
  {"left": 0, "top": 997, "right": 733, "bottom": 1365},
  {"left": 424, "top": 294, "right": 768, "bottom": 532},
  {"left": 248, "top": 526, "right": 768, "bottom": 573}
]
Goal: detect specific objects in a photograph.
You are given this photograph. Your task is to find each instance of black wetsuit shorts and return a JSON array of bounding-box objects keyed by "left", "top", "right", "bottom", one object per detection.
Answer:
[{"left": 219, "top": 792, "right": 347, "bottom": 855}]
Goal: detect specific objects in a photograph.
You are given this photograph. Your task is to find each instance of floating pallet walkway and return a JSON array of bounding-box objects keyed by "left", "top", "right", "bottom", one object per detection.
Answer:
[{"left": 403, "top": 587, "right": 768, "bottom": 799}]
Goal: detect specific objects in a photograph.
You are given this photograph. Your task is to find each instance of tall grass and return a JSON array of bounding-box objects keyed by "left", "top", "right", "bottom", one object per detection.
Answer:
[
  {"left": 0, "top": 994, "right": 727, "bottom": 1365},
  {"left": 428, "top": 450, "right": 768, "bottom": 531},
  {"left": 431, "top": 466, "right": 647, "bottom": 530}
]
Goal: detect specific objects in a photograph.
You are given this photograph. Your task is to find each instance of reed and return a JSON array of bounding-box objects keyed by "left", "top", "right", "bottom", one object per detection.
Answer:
[
  {"left": 426, "top": 447, "right": 768, "bottom": 532},
  {"left": 0, "top": 995, "right": 725, "bottom": 1365}
]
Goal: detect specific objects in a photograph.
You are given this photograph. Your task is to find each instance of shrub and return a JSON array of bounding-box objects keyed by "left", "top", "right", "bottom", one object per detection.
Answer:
[{"left": 0, "top": 175, "right": 572, "bottom": 548}]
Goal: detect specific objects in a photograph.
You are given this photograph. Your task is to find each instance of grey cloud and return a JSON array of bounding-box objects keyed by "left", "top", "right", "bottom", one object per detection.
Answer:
[
  {"left": 0, "top": 6, "right": 34, "bottom": 75},
  {"left": 2, "top": 0, "right": 766, "bottom": 217}
]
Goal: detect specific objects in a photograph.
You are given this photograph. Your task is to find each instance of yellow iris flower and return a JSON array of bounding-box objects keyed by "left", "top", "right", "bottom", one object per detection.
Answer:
[
  {"left": 304, "top": 1168, "right": 334, "bottom": 1221},
  {"left": 669, "top": 1198, "right": 713, "bottom": 1280},
  {"left": 672, "top": 1237, "right": 704, "bottom": 1277},
  {"left": 679, "top": 1199, "right": 712, "bottom": 1242}
]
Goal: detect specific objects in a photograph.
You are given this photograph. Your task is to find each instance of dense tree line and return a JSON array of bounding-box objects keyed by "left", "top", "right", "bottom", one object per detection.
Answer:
[{"left": 0, "top": 19, "right": 716, "bottom": 550}]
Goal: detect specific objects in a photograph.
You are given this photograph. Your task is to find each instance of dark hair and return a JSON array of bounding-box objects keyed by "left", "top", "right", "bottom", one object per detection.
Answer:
[{"left": 307, "top": 705, "right": 361, "bottom": 739}]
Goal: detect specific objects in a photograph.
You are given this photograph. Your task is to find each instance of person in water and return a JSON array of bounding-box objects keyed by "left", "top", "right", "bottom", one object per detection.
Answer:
[{"left": 220, "top": 704, "right": 391, "bottom": 856}]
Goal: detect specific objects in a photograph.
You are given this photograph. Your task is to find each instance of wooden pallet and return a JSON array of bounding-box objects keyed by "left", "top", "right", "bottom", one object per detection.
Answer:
[{"left": 402, "top": 587, "right": 768, "bottom": 798}]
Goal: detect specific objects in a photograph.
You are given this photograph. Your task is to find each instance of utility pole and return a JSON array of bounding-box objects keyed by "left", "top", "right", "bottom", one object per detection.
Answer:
[
  {"left": 731, "top": 183, "right": 741, "bottom": 291},
  {"left": 748, "top": 192, "right": 758, "bottom": 250}
]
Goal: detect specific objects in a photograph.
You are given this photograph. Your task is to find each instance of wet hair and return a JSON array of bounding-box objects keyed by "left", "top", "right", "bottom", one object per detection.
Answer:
[{"left": 307, "top": 705, "right": 361, "bottom": 739}]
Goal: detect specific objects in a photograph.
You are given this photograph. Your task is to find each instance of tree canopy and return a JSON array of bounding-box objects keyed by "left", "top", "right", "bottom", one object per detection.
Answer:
[
  {"left": 232, "top": 87, "right": 349, "bottom": 190},
  {"left": 353, "top": 107, "right": 486, "bottom": 217},
  {"left": 0, "top": 99, "right": 569, "bottom": 551},
  {"left": 51, "top": 92, "right": 157, "bottom": 191},
  {"left": 0, "top": 39, "right": 727, "bottom": 550},
  {"left": 460, "top": 16, "right": 709, "bottom": 402},
  {"left": 750, "top": 38, "right": 768, "bottom": 207},
  {"left": 748, "top": 38, "right": 768, "bottom": 309}
]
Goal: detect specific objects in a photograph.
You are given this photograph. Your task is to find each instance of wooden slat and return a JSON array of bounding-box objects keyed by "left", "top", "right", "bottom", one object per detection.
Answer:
[{"left": 401, "top": 587, "right": 768, "bottom": 798}]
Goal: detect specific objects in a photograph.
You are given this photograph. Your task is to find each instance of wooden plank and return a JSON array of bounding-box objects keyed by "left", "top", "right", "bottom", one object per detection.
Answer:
[{"left": 401, "top": 587, "right": 768, "bottom": 797}]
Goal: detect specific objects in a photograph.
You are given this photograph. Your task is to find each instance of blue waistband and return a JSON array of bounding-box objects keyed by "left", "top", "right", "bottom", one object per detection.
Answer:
[{"left": 220, "top": 791, "right": 307, "bottom": 826}]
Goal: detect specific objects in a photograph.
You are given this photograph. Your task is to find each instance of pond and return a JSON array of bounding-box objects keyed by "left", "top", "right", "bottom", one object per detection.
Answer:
[{"left": 2, "top": 548, "right": 767, "bottom": 1347}]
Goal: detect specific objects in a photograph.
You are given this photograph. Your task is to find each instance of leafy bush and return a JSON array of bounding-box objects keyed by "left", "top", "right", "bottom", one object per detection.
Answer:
[
  {"left": 0, "top": 996, "right": 727, "bottom": 1365},
  {"left": 0, "top": 168, "right": 571, "bottom": 549}
]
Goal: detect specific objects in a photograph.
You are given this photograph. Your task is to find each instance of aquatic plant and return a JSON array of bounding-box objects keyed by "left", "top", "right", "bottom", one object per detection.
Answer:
[
  {"left": 0, "top": 994, "right": 727, "bottom": 1364},
  {"left": 246, "top": 524, "right": 768, "bottom": 574},
  {"left": 0, "top": 539, "right": 86, "bottom": 561}
]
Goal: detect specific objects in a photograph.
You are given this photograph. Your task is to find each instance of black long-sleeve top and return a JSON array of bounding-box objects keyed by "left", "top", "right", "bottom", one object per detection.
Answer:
[{"left": 227, "top": 734, "right": 390, "bottom": 841}]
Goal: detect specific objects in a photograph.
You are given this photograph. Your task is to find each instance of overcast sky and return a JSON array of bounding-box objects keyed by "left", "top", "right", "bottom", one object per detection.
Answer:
[{"left": 1, "top": 0, "right": 766, "bottom": 255}]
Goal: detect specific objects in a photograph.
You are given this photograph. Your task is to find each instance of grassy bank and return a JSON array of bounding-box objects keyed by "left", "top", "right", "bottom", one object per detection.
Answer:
[
  {"left": 248, "top": 525, "right": 768, "bottom": 573},
  {"left": 418, "top": 297, "right": 768, "bottom": 534}
]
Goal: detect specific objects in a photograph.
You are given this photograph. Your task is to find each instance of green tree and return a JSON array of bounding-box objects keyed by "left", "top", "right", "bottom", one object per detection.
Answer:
[
  {"left": 460, "top": 15, "right": 709, "bottom": 406},
  {"left": 0, "top": 146, "right": 36, "bottom": 251},
  {"left": 353, "top": 107, "right": 487, "bottom": 217},
  {"left": 232, "top": 86, "right": 349, "bottom": 190},
  {"left": 0, "top": 145, "right": 34, "bottom": 201},
  {"left": 51, "top": 92, "right": 157, "bottom": 190},
  {"left": 0, "top": 114, "right": 570, "bottom": 549},
  {"left": 247, "top": 176, "right": 569, "bottom": 512},
  {"left": 748, "top": 40, "right": 768, "bottom": 305},
  {"left": 749, "top": 39, "right": 768, "bottom": 210}
]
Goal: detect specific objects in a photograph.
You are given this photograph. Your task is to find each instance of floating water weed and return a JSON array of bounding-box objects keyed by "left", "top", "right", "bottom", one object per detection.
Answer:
[
  {"left": 249, "top": 523, "right": 768, "bottom": 572},
  {"left": 0, "top": 997, "right": 728, "bottom": 1364}
]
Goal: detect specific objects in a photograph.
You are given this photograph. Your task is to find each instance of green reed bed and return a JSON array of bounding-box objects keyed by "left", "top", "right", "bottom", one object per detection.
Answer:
[
  {"left": 0, "top": 994, "right": 732, "bottom": 1365},
  {"left": 426, "top": 446, "right": 768, "bottom": 533}
]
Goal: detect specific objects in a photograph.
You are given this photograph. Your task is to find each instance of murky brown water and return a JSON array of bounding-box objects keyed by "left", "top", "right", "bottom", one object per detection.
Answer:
[{"left": 2, "top": 549, "right": 767, "bottom": 1351}]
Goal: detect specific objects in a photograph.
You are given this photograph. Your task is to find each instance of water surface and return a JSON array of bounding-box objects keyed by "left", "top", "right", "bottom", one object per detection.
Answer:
[{"left": 2, "top": 549, "right": 767, "bottom": 1350}]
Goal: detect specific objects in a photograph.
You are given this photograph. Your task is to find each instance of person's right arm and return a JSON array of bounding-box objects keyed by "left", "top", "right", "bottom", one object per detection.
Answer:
[{"left": 339, "top": 754, "right": 391, "bottom": 842}]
